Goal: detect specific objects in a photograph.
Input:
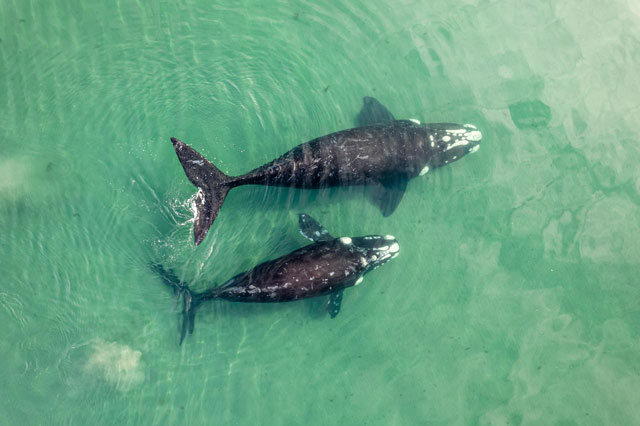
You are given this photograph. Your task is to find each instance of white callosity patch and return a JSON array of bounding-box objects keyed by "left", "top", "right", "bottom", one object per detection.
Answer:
[
  {"left": 419, "top": 165, "right": 430, "bottom": 176},
  {"left": 445, "top": 128, "right": 467, "bottom": 135},
  {"left": 409, "top": 118, "right": 421, "bottom": 124},
  {"left": 384, "top": 235, "right": 395, "bottom": 240},
  {"left": 442, "top": 126, "right": 482, "bottom": 151},
  {"left": 466, "top": 130, "right": 482, "bottom": 142},
  {"left": 441, "top": 125, "right": 482, "bottom": 151},
  {"left": 84, "top": 340, "right": 144, "bottom": 392},
  {"left": 354, "top": 276, "right": 364, "bottom": 286},
  {"left": 444, "top": 139, "right": 469, "bottom": 151},
  {"left": 469, "top": 145, "right": 480, "bottom": 153},
  {"left": 388, "top": 242, "right": 400, "bottom": 253},
  {"left": 339, "top": 237, "right": 352, "bottom": 245}
]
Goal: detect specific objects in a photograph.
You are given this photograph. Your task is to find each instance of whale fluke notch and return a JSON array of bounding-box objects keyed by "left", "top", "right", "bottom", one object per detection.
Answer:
[
  {"left": 356, "top": 96, "right": 395, "bottom": 127},
  {"left": 171, "top": 137, "right": 234, "bottom": 246}
]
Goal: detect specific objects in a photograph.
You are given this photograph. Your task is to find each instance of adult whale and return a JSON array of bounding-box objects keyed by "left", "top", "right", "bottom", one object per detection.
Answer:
[
  {"left": 171, "top": 97, "right": 482, "bottom": 245},
  {"left": 152, "top": 214, "right": 399, "bottom": 343}
]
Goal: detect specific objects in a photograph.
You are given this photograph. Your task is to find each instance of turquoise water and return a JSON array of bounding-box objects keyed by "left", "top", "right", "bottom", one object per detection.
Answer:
[{"left": 2, "top": 0, "right": 640, "bottom": 424}]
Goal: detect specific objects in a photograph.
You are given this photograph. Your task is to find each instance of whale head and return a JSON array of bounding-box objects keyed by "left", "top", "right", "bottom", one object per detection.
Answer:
[
  {"left": 344, "top": 234, "right": 400, "bottom": 272},
  {"left": 425, "top": 123, "right": 482, "bottom": 168}
]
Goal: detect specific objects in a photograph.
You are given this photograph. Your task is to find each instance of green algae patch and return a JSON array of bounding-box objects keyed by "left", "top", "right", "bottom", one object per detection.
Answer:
[{"left": 509, "top": 100, "right": 552, "bottom": 129}]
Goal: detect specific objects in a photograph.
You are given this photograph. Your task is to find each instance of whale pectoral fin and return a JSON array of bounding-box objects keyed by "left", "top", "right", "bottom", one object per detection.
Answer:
[
  {"left": 327, "top": 289, "right": 344, "bottom": 318},
  {"left": 298, "top": 213, "right": 334, "bottom": 242},
  {"left": 368, "top": 178, "right": 408, "bottom": 217},
  {"left": 356, "top": 96, "right": 396, "bottom": 126}
]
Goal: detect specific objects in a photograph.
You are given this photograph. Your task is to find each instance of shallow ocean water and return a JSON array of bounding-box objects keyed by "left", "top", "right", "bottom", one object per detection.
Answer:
[{"left": 1, "top": 0, "right": 639, "bottom": 425}]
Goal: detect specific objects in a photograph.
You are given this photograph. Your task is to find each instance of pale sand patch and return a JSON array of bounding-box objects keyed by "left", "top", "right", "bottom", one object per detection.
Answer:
[{"left": 84, "top": 339, "right": 144, "bottom": 391}]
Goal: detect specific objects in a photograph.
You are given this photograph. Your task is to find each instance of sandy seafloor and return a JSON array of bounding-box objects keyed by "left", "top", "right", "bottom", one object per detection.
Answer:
[{"left": 1, "top": 0, "right": 639, "bottom": 425}]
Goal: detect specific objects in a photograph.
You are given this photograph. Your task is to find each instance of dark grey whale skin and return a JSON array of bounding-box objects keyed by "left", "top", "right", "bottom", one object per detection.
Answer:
[
  {"left": 152, "top": 214, "right": 399, "bottom": 343},
  {"left": 197, "top": 238, "right": 384, "bottom": 303},
  {"left": 171, "top": 97, "right": 482, "bottom": 245},
  {"left": 225, "top": 120, "right": 468, "bottom": 188}
]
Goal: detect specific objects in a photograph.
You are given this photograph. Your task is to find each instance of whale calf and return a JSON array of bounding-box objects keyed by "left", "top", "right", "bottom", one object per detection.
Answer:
[
  {"left": 171, "top": 97, "right": 481, "bottom": 245},
  {"left": 152, "top": 214, "right": 399, "bottom": 343}
]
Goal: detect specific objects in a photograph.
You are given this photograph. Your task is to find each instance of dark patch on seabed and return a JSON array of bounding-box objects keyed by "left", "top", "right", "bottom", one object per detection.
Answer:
[{"left": 509, "top": 100, "right": 551, "bottom": 129}]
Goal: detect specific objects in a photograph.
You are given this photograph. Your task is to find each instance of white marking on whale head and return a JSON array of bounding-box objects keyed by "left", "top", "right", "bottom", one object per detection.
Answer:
[
  {"left": 469, "top": 145, "right": 480, "bottom": 153},
  {"left": 466, "top": 130, "right": 482, "bottom": 142},
  {"left": 354, "top": 276, "right": 364, "bottom": 286},
  {"left": 419, "top": 165, "right": 430, "bottom": 176},
  {"left": 427, "top": 123, "right": 482, "bottom": 166},
  {"left": 340, "top": 237, "right": 352, "bottom": 245},
  {"left": 445, "top": 139, "right": 469, "bottom": 151},
  {"left": 409, "top": 118, "right": 421, "bottom": 124},
  {"left": 349, "top": 235, "right": 400, "bottom": 272},
  {"left": 446, "top": 129, "right": 467, "bottom": 135}
]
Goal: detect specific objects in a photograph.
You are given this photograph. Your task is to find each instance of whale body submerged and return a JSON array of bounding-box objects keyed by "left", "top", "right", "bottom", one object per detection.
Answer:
[
  {"left": 152, "top": 214, "right": 400, "bottom": 343},
  {"left": 171, "top": 97, "right": 481, "bottom": 245}
]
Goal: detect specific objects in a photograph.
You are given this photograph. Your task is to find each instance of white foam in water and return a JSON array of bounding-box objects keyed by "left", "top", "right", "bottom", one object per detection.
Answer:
[{"left": 84, "top": 339, "right": 144, "bottom": 391}]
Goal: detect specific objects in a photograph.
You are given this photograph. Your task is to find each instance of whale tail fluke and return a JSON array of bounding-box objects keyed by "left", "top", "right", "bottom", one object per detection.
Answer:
[
  {"left": 150, "top": 263, "right": 206, "bottom": 344},
  {"left": 171, "top": 137, "right": 235, "bottom": 246}
]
